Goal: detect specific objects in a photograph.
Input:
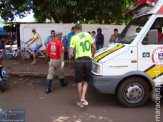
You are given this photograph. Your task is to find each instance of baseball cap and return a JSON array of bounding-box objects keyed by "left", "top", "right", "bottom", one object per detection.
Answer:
[{"left": 55, "top": 32, "right": 63, "bottom": 36}]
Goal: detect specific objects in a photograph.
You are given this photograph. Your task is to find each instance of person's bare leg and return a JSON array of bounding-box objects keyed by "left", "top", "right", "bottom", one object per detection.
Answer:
[
  {"left": 77, "top": 82, "right": 82, "bottom": 100},
  {"left": 81, "top": 81, "right": 88, "bottom": 102},
  {"left": 77, "top": 82, "right": 84, "bottom": 107},
  {"left": 32, "top": 52, "right": 36, "bottom": 63}
]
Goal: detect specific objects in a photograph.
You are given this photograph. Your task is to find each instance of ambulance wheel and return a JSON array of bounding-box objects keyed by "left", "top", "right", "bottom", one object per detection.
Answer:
[
  {"left": 0, "top": 81, "right": 5, "bottom": 92},
  {"left": 117, "top": 77, "right": 150, "bottom": 107}
]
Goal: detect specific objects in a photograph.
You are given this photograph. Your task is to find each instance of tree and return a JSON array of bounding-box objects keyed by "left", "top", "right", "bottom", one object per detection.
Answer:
[{"left": 0, "top": 0, "right": 137, "bottom": 24}]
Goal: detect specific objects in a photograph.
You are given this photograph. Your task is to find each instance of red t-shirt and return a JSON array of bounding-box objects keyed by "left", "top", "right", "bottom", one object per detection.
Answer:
[{"left": 46, "top": 39, "right": 64, "bottom": 59}]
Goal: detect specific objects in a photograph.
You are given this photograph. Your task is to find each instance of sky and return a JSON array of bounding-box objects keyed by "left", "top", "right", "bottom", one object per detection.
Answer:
[
  {"left": 0, "top": 11, "right": 35, "bottom": 26},
  {"left": 13, "top": 12, "right": 35, "bottom": 22}
]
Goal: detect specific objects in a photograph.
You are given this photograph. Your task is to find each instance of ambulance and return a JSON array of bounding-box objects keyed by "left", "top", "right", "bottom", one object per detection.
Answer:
[{"left": 91, "top": 0, "right": 163, "bottom": 107}]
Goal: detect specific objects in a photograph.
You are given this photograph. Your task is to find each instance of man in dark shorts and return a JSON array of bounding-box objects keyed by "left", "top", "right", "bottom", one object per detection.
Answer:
[{"left": 70, "top": 24, "right": 96, "bottom": 108}]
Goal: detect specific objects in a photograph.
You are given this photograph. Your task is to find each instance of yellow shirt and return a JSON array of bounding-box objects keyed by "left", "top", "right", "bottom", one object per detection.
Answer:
[
  {"left": 70, "top": 32, "right": 93, "bottom": 59},
  {"left": 32, "top": 33, "right": 42, "bottom": 45}
]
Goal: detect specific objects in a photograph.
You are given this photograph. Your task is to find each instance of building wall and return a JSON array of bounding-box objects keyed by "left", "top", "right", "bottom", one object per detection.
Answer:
[{"left": 20, "top": 23, "right": 126, "bottom": 50}]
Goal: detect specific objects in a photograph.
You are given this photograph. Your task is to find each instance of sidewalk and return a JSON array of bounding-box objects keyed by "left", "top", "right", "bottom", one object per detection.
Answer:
[{"left": 3, "top": 59, "right": 74, "bottom": 77}]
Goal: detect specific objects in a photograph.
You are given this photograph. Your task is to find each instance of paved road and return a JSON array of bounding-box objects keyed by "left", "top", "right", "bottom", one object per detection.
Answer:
[{"left": 0, "top": 76, "right": 162, "bottom": 122}]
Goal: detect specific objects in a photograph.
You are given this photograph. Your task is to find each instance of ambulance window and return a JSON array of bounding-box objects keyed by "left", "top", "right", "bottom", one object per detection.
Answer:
[
  {"left": 118, "top": 15, "right": 151, "bottom": 44},
  {"left": 142, "top": 18, "right": 163, "bottom": 45}
]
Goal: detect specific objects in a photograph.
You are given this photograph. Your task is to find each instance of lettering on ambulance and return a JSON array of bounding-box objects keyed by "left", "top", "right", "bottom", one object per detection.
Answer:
[
  {"left": 144, "top": 47, "right": 163, "bottom": 79},
  {"left": 157, "top": 5, "right": 163, "bottom": 13},
  {"left": 93, "top": 44, "right": 125, "bottom": 62}
]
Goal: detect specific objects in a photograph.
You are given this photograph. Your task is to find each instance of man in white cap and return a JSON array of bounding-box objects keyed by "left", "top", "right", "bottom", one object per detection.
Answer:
[
  {"left": 25, "top": 28, "right": 42, "bottom": 65},
  {"left": 45, "top": 32, "right": 67, "bottom": 93}
]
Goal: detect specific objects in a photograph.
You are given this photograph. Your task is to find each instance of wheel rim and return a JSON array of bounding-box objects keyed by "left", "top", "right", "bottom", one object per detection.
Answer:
[
  {"left": 124, "top": 83, "right": 144, "bottom": 103},
  {"left": 1, "top": 68, "right": 8, "bottom": 80},
  {"left": 21, "top": 52, "right": 30, "bottom": 60},
  {"left": 2, "top": 50, "right": 12, "bottom": 59}
]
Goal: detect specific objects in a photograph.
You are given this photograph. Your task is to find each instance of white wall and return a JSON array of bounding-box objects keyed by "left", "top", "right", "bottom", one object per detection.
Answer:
[{"left": 20, "top": 23, "right": 125, "bottom": 50}]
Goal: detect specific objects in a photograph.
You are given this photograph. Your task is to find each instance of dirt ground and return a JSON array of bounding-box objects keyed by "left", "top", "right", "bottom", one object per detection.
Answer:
[
  {"left": 1, "top": 75, "right": 161, "bottom": 122},
  {"left": 1, "top": 59, "right": 163, "bottom": 122},
  {"left": 3, "top": 59, "right": 74, "bottom": 77}
]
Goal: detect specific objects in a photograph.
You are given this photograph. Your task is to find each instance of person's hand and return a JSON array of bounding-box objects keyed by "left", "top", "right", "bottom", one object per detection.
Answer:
[{"left": 61, "top": 61, "right": 64, "bottom": 69}]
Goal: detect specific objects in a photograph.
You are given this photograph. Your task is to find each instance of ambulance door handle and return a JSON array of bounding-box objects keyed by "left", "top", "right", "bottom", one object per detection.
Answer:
[{"left": 131, "top": 50, "right": 133, "bottom": 53}]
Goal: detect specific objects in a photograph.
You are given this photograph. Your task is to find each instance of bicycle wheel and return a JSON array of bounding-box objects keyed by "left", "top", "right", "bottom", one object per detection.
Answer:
[
  {"left": 18, "top": 50, "right": 31, "bottom": 63},
  {"left": 36, "top": 50, "right": 46, "bottom": 63},
  {"left": 2, "top": 48, "right": 13, "bottom": 60}
]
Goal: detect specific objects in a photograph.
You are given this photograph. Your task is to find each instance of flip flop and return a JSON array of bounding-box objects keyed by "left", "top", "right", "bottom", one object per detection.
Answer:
[
  {"left": 31, "top": 62, "right": 36, "bottom": 65},
  {"left": 77, "top": 102, "right": 84, "bottom": 108},
  {"left": 83, "top": 100, "right": 88, "bottom": 106}
]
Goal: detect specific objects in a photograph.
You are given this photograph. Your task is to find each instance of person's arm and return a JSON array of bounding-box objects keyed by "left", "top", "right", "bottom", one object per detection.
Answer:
[
  {"left": 28, "top": 37, "right": 37, "bottom": 47},
  {"left": 25, "top": 38, "right": 32, "bottom": 44},
  {"left": 44, "top": 43, "right": 48, "bottom": 47},
  {"left": 44, "top": 37, "right": 49, "bottom": 47},
  {"left": 91, "top": 43, "right": 96, "bottom": 57},
  {"left": 60, "top": 52, "right": 64, "bottom": 62},
  {"left": 70, "top": 47, "right": 75, "bottom": 58},
  {"left": 101, "top": 34, "right": 104, "bottom": 48},
  {"left": 59, "top": 43, "right": 65, "bottom": 69},
  {"left": 109, "top": 35, "right": 112, "bottom": 43},
  {"left": 28, "top": 34, "right": 39, "bottom": 46},
  {"left": 95, "top": 36, "right": 97, "bottom": 43},
  {"left": 69, "top": 37, "right": 75, "bottom": 58},
  {"left": 45, "top": 43, "right": 50, "bottom": 63},
  {"left": 45, "top": 52, "right": 49, "bottom": 63}
]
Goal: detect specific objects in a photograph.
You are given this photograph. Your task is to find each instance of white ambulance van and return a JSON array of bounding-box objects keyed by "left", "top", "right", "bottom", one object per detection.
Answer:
[{"left": 92, "top": 0, "right": 163, "bottom": 107}]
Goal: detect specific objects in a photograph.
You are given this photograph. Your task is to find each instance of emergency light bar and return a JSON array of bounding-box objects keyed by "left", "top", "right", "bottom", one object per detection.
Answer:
[{"left": 124, "top": 0, "right": 158, "bottom": 13}]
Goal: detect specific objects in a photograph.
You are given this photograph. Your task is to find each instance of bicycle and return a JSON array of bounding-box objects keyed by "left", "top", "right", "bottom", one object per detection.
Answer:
[
  {"left": 18, "top": 43, "right": 46, "bottom": 63},
  {"left": 1, "top": 45, "right": 22, "bottom": 60}
]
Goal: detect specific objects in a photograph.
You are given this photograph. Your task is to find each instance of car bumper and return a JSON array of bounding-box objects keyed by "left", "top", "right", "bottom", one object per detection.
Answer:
[{"left": 91, "top": 74, "right": 123, "bottom": 94}]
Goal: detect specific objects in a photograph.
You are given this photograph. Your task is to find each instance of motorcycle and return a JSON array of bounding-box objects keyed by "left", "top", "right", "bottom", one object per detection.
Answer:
[{"left": 0, "top": 51, "right": 8, "bottom": 92}]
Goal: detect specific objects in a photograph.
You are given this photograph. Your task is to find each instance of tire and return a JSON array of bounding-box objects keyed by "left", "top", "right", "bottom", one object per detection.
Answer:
[
  {"left": 18, "top": 51, "right": 31, "bottom": 63},
  {"left": 1, "top": 67, "right": 8, "bottom": 81},
  {"left": 2, "top": 48, "right": 13, "bottom": 60},
  {"left": 36, "top": 50, "right": 46, "bottom": 63},
  {"left": 0, "top": 81, "right": 5, "bottom": 92},
  {"left": 117, "top": 77, "right": 150, "bottom": 107}
]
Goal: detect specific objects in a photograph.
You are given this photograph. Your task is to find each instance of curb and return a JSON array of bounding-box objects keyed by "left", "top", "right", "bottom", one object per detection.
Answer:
[{"left": 7, "top": 72, "right": 74, "bottom": 78}]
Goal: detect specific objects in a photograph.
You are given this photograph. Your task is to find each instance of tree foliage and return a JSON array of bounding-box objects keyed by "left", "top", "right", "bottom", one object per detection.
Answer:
[{"left": 0, "top": 0, "right": 137, "bottom": 24}]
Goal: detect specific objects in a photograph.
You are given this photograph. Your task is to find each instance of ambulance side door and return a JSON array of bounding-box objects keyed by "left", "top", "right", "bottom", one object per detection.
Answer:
[{"left": 138, "top": 16, "right": 163, "bottom": 86}]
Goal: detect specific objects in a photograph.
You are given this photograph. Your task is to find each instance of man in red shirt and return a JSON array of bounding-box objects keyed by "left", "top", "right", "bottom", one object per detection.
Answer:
[{"left": 46, "top": 32, "right": 67, "bottom": 93}]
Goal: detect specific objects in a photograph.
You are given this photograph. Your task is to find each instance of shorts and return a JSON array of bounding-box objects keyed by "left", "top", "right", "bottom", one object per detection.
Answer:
[
  {"left": 68, "top": 47, "right": 76, "bottom": 59},
  {"left": 33, "top": 44, "right": 42, "bottom": 53},
  {"left": 74, "top": 56, "right": 92, "bottom": 83}
]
